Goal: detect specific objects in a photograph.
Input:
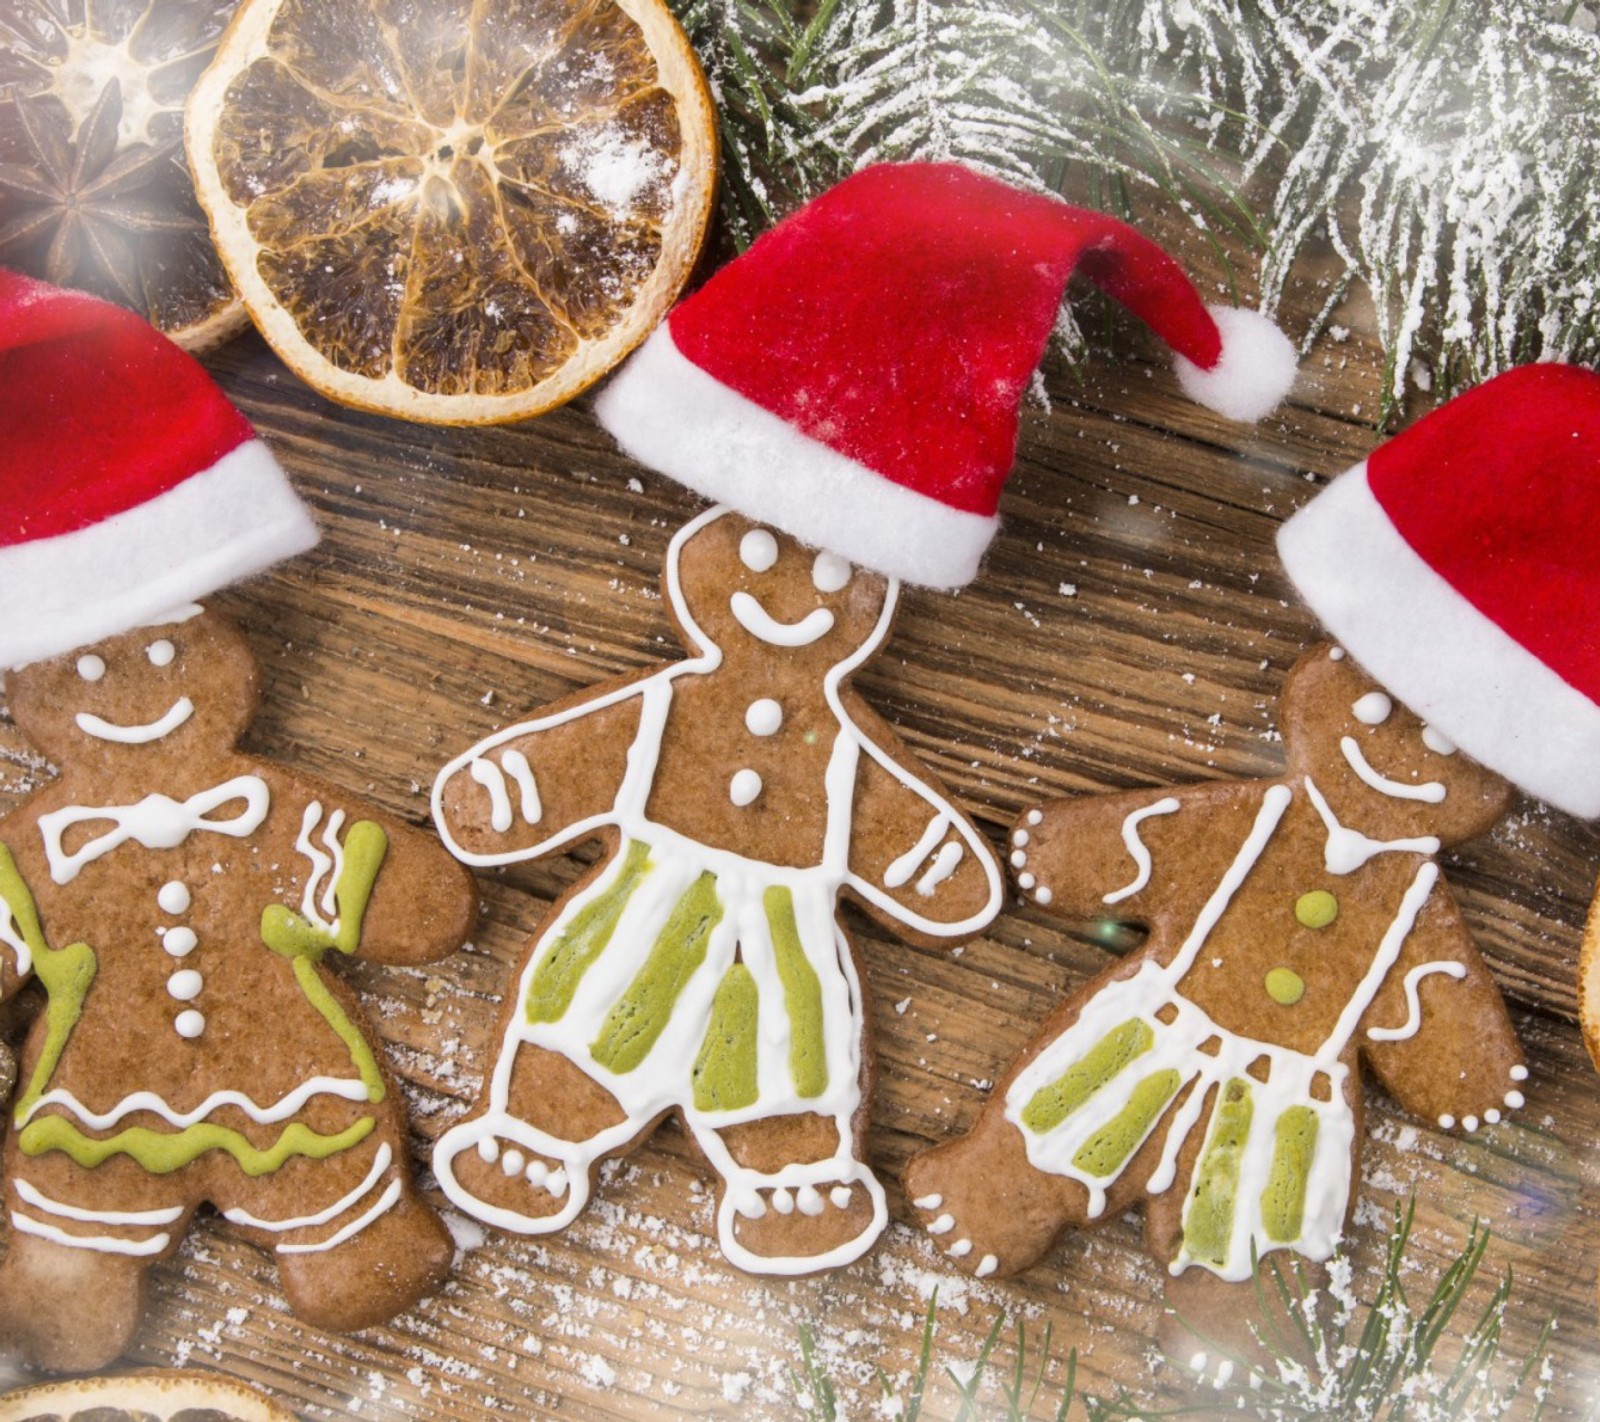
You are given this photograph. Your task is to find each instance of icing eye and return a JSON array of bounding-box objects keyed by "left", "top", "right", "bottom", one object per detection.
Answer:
[
  {"left": 76, "top": 654, "right": 105, "bottom": 682},
  {"left": 812, "top": 551, "right": 851, "bottom": 593},
  {"left": 739, "top": 529, "right": 779, "bottom": 573},
  {"left": 147, "top": 639, "right": 176, "bottom": 667},
  {"left": 1351, "top": 692, "right": 1392, "bottom": 725},
  {"left": 1421, "top": 724, "right": 1457, "bottom": 756}
]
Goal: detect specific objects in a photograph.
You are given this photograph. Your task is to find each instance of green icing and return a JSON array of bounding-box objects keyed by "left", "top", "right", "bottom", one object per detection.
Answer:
[
  {"left": 1294, "top": 890, "right": 1338, "bottom": 929},
  {"left": 1265, "top": 967, "right": 1306, "bottom": 1006},
  {"left": 260, "top": 821, "right": 390, "bottom": 1105},
  {"left": 692, "top": 962, "right": 760, "bottom": 1112},
  {"left": 528, "top": 840, "right": 652, "bottom": 1024},
  {"left": 18, "top": 1113, "right": 375, "bottom": 1175},
  {"left": 260, "top": 819, "right": 388, "bottom": 960},
  {"left": 764, "top": 885, "right": 828, "bottom": 1099},
  {"left": 1182, "top": 1077, "right": 1255, "bottom": 1266},
  {"left": 2, "top": 842, "right": 98, "bottom": 1127},
  {"left": 1071, "top": 1069, "right": 1180, "bottom": 1178},
  {"left": 1020, "top": 1019, "right": 1153, "bottom": 1135},
  {"left": 1261, "top": 1105, "right": 1319, "bottom": 1243},
  {"left": 591, "top": 870, "right": 723, "bottom": 1073}
]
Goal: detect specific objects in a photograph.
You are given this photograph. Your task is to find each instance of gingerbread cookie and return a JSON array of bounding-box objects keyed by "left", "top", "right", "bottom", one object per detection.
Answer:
[
  {"left": 905, "top": 646, "right": 1525, "bottom": 1309},
  {"left": 431, "top": 507, "right": 1003, "bottom": 1274},
  {"left": 0, "top": 274, "right": 477, "bottom": 1370}
]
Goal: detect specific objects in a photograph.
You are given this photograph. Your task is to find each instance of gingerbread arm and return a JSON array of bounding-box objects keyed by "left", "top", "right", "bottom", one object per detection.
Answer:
[
  {"left": 837, "top": 701, "right": 1002, "bottom": 945},
  {"left": 431, "top": 671, "right": 654, "bottom": 866},
  {"left": 1357, "top": 882, "right": 1526, "bottom": 1130}
]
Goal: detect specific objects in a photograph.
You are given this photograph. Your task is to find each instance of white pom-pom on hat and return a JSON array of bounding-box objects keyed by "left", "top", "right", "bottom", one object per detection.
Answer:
[{"left": 1175, "top": 305, "right": 1299, "bottom": 423}]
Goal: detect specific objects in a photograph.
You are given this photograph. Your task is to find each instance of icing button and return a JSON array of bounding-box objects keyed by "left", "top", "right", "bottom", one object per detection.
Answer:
[
  {"left": 927, "top": 1212, "right": 955, "bottom": 1235},
  {"left": 174, "top": 1009, "right": 205, "bottom": 1039},
  {"left": 948, "top": 1238, "right": 972, "bottom": 1257},
  {"left": 477, "top": 1137, "right": 500, "bottom": 1164},
  {"left": 913, "top": 1193, "right": 942, "bottom": 1210},
  {"left": 1264, "top": 968, "right": 1305, "bottom": 1006},
  {"left": 745, "top": 698, "right": 783, "bottom": 737},
  {"left": 1013, "top": 830, "right": 1029, "bottom": 847},
  {"left": 729, "top": 769, "right": 763, "bottom": 807},
  {"left": 1504, "top": 1090, "right": 1525, "bottom": 1110},
  {"left": 1439, "top": 1114, "right": 1455, "bottom": 1129},
  {"left": 501, "top": 1149, "right": 526, "bottom": 1177},
  {"left": 1027, "top": 809, "right": 1043, "bottom": 826},
  {"left": 1018, "top": 872, "right": 1035, "bottom": 890},
  {"left": 796, "top": 1185, "right": 825, "bottom": 1217},
  {"left": 167, "top": 969, "right": 203, "bottom": 1001},
  {"left": 1035, "top": 886, "right": 1053, "bottom": 906},
  {"left": 1009, "top": 850, "right": 1026, "bottom": 868},
  {"left": 975, "top": 1255, "right": 998, "bottom": 1278},
  {"left": 1294, "top": 890, "right": 1338, "bottom": 929},
  {"left": 1510, "top": 1064, "right": 1528, "bottom": 1081},
  {"left": 157, "top": 881, "right": 191, "bottom": 915},
  {"left": 163, "top": 927, "right": 198, "bottom": 958},
  {"left": 771, "top": 1187, "right": 795, "bottom": 1215}
]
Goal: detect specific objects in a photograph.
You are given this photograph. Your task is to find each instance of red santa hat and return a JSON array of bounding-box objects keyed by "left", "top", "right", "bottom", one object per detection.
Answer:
[
  {"left": 596, "top": 162, "right": 1296, "bottom": 589},
  {"left": 0, "top": 270, "right": 318, "bottom": 669},
  {"left": 1278, "top": 363, "right": 1600, "bottom": 819}
]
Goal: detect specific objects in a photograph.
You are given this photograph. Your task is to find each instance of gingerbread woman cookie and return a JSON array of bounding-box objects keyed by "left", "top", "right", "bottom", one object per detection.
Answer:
[
  {"left": 905, "top": 646, "right": 1525, "bottom": 1308},
  {"left": 0, "top": 273, "right": 476, "bottom": 1369},
  {"left": 431, "top": 507, "right": 1002, "bottom": 1274}
]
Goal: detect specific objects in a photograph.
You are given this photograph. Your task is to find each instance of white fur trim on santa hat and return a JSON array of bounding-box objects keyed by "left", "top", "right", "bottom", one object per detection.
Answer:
[
  {"left": 0, "top": 441, "right": 319, "bottom": 668},
  {"left": 595, "top": 325, "right": 1000, "bottom": 589},
  {"left": 1174, "top": 305, "right": 1298, "bottom": 423},
  {"left": 1278, "top": 461, "right": 1600, "bottom": 819}
]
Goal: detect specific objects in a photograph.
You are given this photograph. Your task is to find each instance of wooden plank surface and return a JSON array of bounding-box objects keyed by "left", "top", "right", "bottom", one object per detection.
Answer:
[{"left": 2, "top": 219, "right": 1598, "bottom": 1417}]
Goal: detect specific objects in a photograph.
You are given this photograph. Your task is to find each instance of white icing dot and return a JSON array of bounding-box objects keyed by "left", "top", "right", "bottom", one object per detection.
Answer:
[
  {"left": 1035, "top": 886, "right": 1053, "bottom": 906},
  {"left": 730, "top": 769, "right": 763, "bottom": 807},
  {"left": 1485, "top": 1109, "right": 1500, "bottom": 1124},
  {"left": 1018, "top": 872, "right": 1035, "bottom": 889},
  {"left": 927, "top": 1213, "right": 955, "bottom": 1235},
  {"left": 167, "top": 969, "right": 202, "bottom": 1001},
  {"left": 1510, "top": 1064, "right": 1528, "bottom": 1081},
  {"left": 546, "top": 1169, "right": 569, "bottom": 1198},
  {"left": 501, "top": 1149, "right": 526, "bottom": 1177},
  {"left": 975, "top": 1255, "right": 998, "bottom": 1278},
  {"left": 1421, "top": 724, "right": 1457, "bottom": 756},
  {"left": 477, "top": 1137, "right": 500, "bottom": 1164},
  {"left": 157, "top": 881, "right": 191, "bottom": 915},
  {"left": 1191, "top": 1352, "right": 1209, "bottom": 1373},
  {"left": 146, "top": 639, "right": 176, "bottom": 667},
  {"left": 1505, "top": 1090, "right": 1524, "bottom": 1109},
  {"left": 771, "top": 1187, "right": 795, "bottom": 1214},
  {"left": 829, "top": 1185, "right": 852, "bottom": 1210},
  {"left": 796, "top": 1185, "right": 825, "bottom": 1217},
  {"left": 1352, "top": 692, "right": 1393, "bottom": 725},
  {"left": 948, "top": 1239, "right": 972, "bottom": 1257},
  {"left": 1463, "top": 1115, "right": 1479, "bottom": 1132},
  {"left": 163, "top": 927, "right": 198, "bottom": 958},
  {"left": 811, "top": 550, "right": 851, "bottom": 593},
  {"left": 1027, "top": 809, "right": 1043, "bottom": 826},
  {"left": 734, "top": 1191, "right": 767, "bottom": 1219},
  {"left": 739, "top": 529, "right": 779, "bottom": 572},
  {"left": 75, "top": 654, "right": 105, "bottom": 682},
  {"left": 1013, "top": 829, "right": 1029, "bottom": 847},
  {"left": 1438, "top": 1114, "right": 1455, "bottom": 1129},
  {"left": 745, "top": 698, "right": 783, "bottom": 737},
  {"left": 913, "top": 1194, "right": 942, "bottom": 1210},
  {"left": 1329, "top": 646, "right": 1346, "bottom": 660},
  {"left": 175, "top": 1009, "right": 205, "bottom": 1039},
  {"left": 1009, "top": 850, "right": 1026, "bottom": 868},
  {"left": 525, "top": 1159, "right": 549, "bottom": 1188}
]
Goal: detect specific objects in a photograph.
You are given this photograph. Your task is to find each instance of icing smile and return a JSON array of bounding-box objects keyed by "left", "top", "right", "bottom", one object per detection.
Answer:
[
  {"left": 75, "top": 697, "right": 195, "bottom": 745},
  {"left": 728, "top": 592, "right": 835, "bottom": 647},
  {"left": 1339, "top": 735, "right": 1446, "bottom": 803}
]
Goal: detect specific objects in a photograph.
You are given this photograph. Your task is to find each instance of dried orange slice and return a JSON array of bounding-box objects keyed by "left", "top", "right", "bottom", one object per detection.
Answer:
[
  {"left": 0, "top": 0, "right": 247, "bottom": 349},
  {"left": 0, "top": 1369, "right": 298, "bottom": 1421},
  {"left": 185, "top": 0, "right": 717, "bottom": 424}
]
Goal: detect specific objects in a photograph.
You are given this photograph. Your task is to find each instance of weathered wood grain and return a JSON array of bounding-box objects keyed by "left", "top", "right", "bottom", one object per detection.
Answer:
[{"left": 0, "top": 218, "right": 1596, "bottom": 1419}]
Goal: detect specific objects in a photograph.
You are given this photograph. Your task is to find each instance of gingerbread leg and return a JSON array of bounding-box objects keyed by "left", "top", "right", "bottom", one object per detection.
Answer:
[
  {"left": 0, "top": 1231, "right": 152, "bottom": 1370},
  {"left": 693, "top": 1111, "right": 886, "bottom": 1275},
  {"left": 433, "top": 1042, "right": 646, "bottom": 1233}
]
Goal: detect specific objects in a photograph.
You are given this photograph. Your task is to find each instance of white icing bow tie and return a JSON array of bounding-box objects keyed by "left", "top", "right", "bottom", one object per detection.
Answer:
[{"left": 38, "top": 775, "right": 272, "bottom": 885}]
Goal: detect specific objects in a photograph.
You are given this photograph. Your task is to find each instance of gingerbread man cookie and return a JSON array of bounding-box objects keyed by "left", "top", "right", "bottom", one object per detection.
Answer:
[
  {"left": 905, "top": 647, "right": 1525, "bottom": 1308},
  {"left": 431, "top": 507, "right": 1002, "bottom": 1274}
]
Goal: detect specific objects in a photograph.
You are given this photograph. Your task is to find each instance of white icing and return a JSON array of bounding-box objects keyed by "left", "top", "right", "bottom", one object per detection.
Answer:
[
  {"left": 739, "top": 528, "right": 778, "bottom": 572},
  {"left": 1421, "top": 724, "right": 1457, "bottom": 756},
  {"left": 884, "top": 812, "right": 950, "bottom": 889},
  {"left": 76, "top": 696, "right": 194, "bottom": 744},
  {"left": 20, "top": 1075, "right": 370, "bottom": 1131},
  {"left": 1013, "top": 830, "right": 1028, "bottom": 847},
  {"left": 277, "top": 1180, "right": 402, "bottom": 1256},
  {"left": 729, "top": 592, "right": 835, "bottom": 647},
  {"left": 174, "top": 1009, "right": 205, "bottom": 1038},
  {"left": 829, "top": 1185, "right": 852, "bottom": 1209},
  {"left": 163, "top": 927, "right": 197, "bottom": 958},
  {"left": 470, "top": 759, "right": 514, "bottom": 833},
  {"left": 225, "top": 1145, "right": 393, "bottom": 1231},
  {"left": 429, "top": 505, "right": 1003, "bottom": 1274},
  {"left": 39, "top": 775, "right": 270, "bottom": 884},
  {"left": 1510, "top": 1064, "right": 1528, "bottom": 1081},
  {"left": 796, "top": 1184, "right": 825, "bottom": 1216},
  {"left": 1018, "top": 872, "right": 1035, "bottom": 890},
  {"left": 157, "top": 880, "right": 191, "bottom": 914},
  {"left": 913, "top": 1193, "right": 942, "bottom": 1209},
  {"left": 146, "top": 639, "right": 176, "bottom": 667},
  {"left": 291, "top": 801, "right": 350, "bottom": 934},
  {"left": 1505, "top": 1090, "right": 1525, "bottom": 1109},
  {"left": 1035, "top": 886, "right": 1052, "bottom": 905},
  {"left": 501, "top": 750, "right": 542, "bottom": 824},
  {"left": 478, "top": 1137, "right": 499, "bottom": 1163},
  {"left": 502, "top": 1149, "right": 526, "bottom": 1177},
  {"left": 1351, "top": 692, "right": 1392, "bottom": 725},
  {"left": 1103, "top": 797, "right": 1182, "bottom": 905},
  {"left": 1365, "top": 960, "right": 1467, "bottom": 1042},
  {"left": 729, "top": 769, "right": 763, "bottom": 806},
  {"left": 166, "top": 969, "right": 202, "bottom": 1001},
  {"left": 948, "top": 1238, "right": 972, "bottom": 1257},
  {"left": 1303, "top": 777, "right": 1440, "bottom": 874},
  {"left": 0, "top": 888, "right": 33, "bottom": 976},
  {"left": 745, "top": 698, "right": 783, "bottom": 737},
  {"left": 14, "top": 1179, "right": 183, "bottom": 1227},
  {"left": 811, "top": 551, "right": 851, "bottom": 593},
  {"left": 1026, "top": 810, "right": 1043, "bottom": 826},
  {"left": 10, "top": 1213, "right": 170, "bottom": 1256},
  {"left": 915, "top": 841, "right": 964, "bottom": 896},
  {"left": 76, "top": 654, "right": 105, "bottom": 682},
  {"left": 1329, "top": 647, "right": 1346, "bottom": 660},
  {"left": 975, "top": 1255, "right": 997, "bottom": 1277},
  {"left": 1340, "top": 737, "right": 1447, "bottom": 803},
  {"left": 927, "top": 1213, "right": 955, "bottom": 1234}
]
